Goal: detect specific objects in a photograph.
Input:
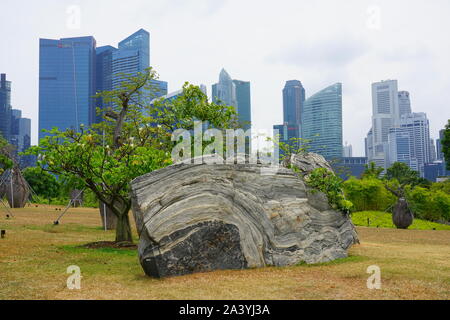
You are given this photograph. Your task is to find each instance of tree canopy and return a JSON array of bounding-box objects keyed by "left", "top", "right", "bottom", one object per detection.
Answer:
[
  {"left": 441, "top": 119, "right": 450, "bottom": 170},
  {"left": 27, "top": 68, "right": 238, "bottom": 243}
]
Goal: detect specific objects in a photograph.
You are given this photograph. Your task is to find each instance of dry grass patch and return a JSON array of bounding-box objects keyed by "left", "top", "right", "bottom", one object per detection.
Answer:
[{"left": 0, "top": 207, "right": 449, "bottom": 300}]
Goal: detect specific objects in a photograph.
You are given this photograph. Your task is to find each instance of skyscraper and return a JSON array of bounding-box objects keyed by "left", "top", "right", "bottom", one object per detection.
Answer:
[
  {"left": 398, "top": 91, "right": 412, "bottom": 117},
  {"left": 273, "top": 80, "right": 305, "bottom": 152},
  {"left": 212, "top": 69, "right": 252, "bottom": 153},
  {"left": 283, "top": 80, "right": 305, "bottom": 126},
  {"left": 0, "top": 74, "right": 11, "bottom": 141},
  {"left": 367, "top": 80, "right": 401, "bottom": 169},
  {"left": 95, "top": 45, "right": 117, "bottom": 123},
  {"left": 398, "top": 113, "right": 431, "bottom": 176},
  {"left": 39, "top": 36, "right": 97, "bottom": 141},
  {"left": 302, "top": 83, "right": 343, "bottom": 160},
  {"left": 212, "top": 69, "right": 238, "bottom": 109},
  {"left": 343, "top": 142, "right": 353, "bottom": 157},
  {"left": 233, "top": 80, "right": 252, "bottom": 131}
]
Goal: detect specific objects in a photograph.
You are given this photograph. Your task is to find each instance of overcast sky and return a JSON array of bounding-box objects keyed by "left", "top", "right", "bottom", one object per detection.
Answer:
[{"left": 1, "top": 0, "right": 449, "bottom": 155}]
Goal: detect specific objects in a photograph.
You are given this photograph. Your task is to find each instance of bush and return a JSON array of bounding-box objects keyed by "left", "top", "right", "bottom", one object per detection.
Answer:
[
  {"left": 407, "top": 187, "right": 450, "bottom": 222},
  {"left": 343, "top": 177, "right": 396, "bottom": 212}
]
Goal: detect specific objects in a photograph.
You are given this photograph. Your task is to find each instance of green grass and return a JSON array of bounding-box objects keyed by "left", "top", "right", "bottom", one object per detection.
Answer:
[{"left": 352, "top": 211, "right": 450, "bottom": 230}]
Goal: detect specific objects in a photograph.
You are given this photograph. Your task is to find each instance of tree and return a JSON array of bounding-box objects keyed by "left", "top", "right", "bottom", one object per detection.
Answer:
[
  {"left": 385, "top": 162, "right": 420, "bottom": 186},
  {"left": 27, "top": 68, "right": 238, "bottom": 243},
  {"left": 362, "top": 162, "right": 384, "bottom": 180},
  {"left": 0, "top": 135, "right": 13, "bottom": 176},
  {"left": 441, "top": 119, "right": 450, "bottom": 170},
  {"left": 22, "top": 167, "right": 60, "bottom": 202}
]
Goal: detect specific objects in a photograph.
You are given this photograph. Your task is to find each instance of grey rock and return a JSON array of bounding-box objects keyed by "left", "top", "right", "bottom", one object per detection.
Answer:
[{"left": 131, "top": 153, "right": 359, "bottom": 278}]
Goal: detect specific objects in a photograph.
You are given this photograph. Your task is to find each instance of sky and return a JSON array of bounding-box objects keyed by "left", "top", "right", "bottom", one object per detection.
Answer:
[{"left": 1, "top": 0, "right": 449, "bottom": 156}]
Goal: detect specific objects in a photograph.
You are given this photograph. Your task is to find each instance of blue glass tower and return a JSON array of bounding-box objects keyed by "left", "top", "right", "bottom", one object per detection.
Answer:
[
  {"left": 39, "top": 36, "right": 96, "bottom": 141},
  {"left": 0, "top": 74, "right": 12, "bottom": 141},
  {"left": 95, "top": 45, "right": 117, "bottom": 122},
  {"left": 283, "top": 80, "right": 305, "bottom": 126},
  {"left": 301, "top": 83, "right": 343, "bottom": 160}
]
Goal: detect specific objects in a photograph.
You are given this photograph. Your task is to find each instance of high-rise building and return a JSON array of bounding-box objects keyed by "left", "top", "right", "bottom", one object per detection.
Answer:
[
  {"left": 0, "top": 74, "right": 12, "bottom": 141},
  {"left": 398, "top": 91, "right": 412, "bottom": 117},
  {"left": 430, "top": 139, "right": 437, "bottom": 162},
  {"left": 399, "top": 112, "right": 431, "bottom": 176},
  {"left": 283, "top": 80, "right": 305, "bottom": 126},
  {"left": 367, "top": 80, "right": 401, "bottom": 169},
  {"left": 39, "top": 36, "right": 97, "bottom": 141},
  {"left": 233, "top": 80, "right": 252, "bottom": 132},
  {"left": 95, "top": 45, "right": 117, "bottom": 123},
  {"left": 273, "top": 80, "right": 305, "bottom": 153},
  {"left": 436, "top": 129, "right": 445, "bottom": 161},
  {"left": 212, "top": 69, "right": 238, "bottom": 109},
  {"left": 302, "top": 83, "right": 343, "bottom": 160},
  {"left": 343, "top": 142, "right": 353, "bottom": 157},
  {"left": 212, "top": 69, "right": 252, "bottom": 153},
  {"left": 388, "top": 127, "right": 416, "bottom": 170}
]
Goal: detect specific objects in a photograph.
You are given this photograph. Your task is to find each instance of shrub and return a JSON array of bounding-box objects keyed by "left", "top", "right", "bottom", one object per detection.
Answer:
[{"left": 343, "top": 177, "right": 395, "bottom": 212}]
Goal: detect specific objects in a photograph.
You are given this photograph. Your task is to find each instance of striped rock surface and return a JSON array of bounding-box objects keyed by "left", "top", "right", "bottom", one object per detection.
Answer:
[{"left": 131, "top": 154, "right": 359, "bottom": 278}]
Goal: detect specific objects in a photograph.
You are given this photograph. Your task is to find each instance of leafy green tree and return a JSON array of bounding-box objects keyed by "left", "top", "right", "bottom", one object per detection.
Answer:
[
  {"left": 27, "top": 68, "right": 237, "bottom": 243},
  {"left": 441, "top": 119, "right": 450, "bottom": 170},
  {"left": 0, "top": 135, "right": 13, "bottom": 175},
  {"left": 362, "top": 162, "right": 384, "bottom": 180},
  {"left": 22, "top": 167, "right": 60, "bottom": 202},
  {"left": 385, "top": 162, "right": 420, "bottom": 186}
]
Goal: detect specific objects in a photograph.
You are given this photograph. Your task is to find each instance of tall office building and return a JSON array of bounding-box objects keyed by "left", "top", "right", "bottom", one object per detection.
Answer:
[
  {"left": 39, "top": 36, "right": 97, "bottom": 141},
  {"left": 302, "top": 83, "right": 343, "bottom": 160},
  {"left": 212, "top": 69, "right": 238, "bottom": 108},
  {"left": 399, "top": 113, "right": 431, "bottom": 176},
  {"left": 212, "top": 69, "right": 252, "bottom": 153},
  {"left": 233, "top": 80, "right": 252, "bottom": 132},
  {"left": 367, "top": 80, "right": 401, "bottom": 169},
  {"left": 343, "top": 142, "right": 353, "bottom": 157},
  {"left": 388, "top": 127, "right": 415, "bottom": 170},
  {"left": 430, "top": 139, "right": 437, "bottom": 162},
  {"left": 283, "top": 80, "right": 305, "bottom": 126},
  {"left": 436, "top": 129, "right": 445, "bottom": 161},
  {"left": 398, "top": 91, "right": 412, "bottom": 117},
  {"left": 273, "top": 80, "right": 305, "bottom": 152},
  {"left": 0, "top": 74, "right": 12, "bottom": 141},
  {"left": 95, "top": 45, "right": 117, "bottom": 122}
]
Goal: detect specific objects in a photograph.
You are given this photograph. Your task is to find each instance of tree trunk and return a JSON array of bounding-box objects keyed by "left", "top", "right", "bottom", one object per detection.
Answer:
[
  {"left": 99, "top": 201, "right": 118, "bottom": 230},
  {"left": 115, "top": 211, "right": 133, "bottom": 243}
]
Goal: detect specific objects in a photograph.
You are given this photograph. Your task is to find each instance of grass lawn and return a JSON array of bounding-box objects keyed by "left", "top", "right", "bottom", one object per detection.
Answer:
[
  {"left": 352, "top": 211, "right": 450, "bottom": 230},
  {"left": 0, "top": 206, "right": 449, "bottom": 300}
]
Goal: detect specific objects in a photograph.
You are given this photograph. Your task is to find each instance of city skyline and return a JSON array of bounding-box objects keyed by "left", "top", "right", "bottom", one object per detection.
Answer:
[{"left": 1, "top": 0, "right": 450, "bottom": 156}]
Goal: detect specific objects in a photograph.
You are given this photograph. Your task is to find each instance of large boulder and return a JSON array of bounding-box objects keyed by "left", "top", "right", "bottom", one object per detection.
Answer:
[{"left": 131, "top": 154, "right": 359, "bottom": 278}]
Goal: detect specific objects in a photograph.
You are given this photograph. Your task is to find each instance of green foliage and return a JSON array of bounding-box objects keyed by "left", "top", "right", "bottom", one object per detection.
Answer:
[
  {"left": 0, "top": 135, "right": 13, "bottom": 175},
  {"left": 343, "top": 177, "right": 396, "bottom": 212},
  {"left": 407, "top": 187, "right": 450, "bottom": 222},
  {"left": 386, "top": 162, "right": 420, "bottom": 186},
  {"left": 23, "top": 167, "right": 60, "bottom": 201},
  {"left": 305, "top": 168, "right": 353, "bottom": 213},
  {"left": 362, "top": 162, "right": 384, "bottom": 179},
  {"left": 26, "top": 68, "right": 238, "bottom": 242},
  {"left": 441, "top": 119, "right": 450, "bottom": 170},
  {"left": 352, "top": 211, "right": 450, "bottom": 230}
]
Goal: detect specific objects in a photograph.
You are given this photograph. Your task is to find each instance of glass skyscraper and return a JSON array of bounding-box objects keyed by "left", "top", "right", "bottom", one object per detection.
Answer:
[
  {"left": 39, "top": 36, "right": 97, "bottom": 141},
  {"left": 0, "top": 73, "right": 12, "bottom": 141},
  {"left": 283, "top": 80, "right": 305, "bottom": 126},
  {"left": 301, "top": 83, "right": 343, "bottom": 160},
  {"left": 233, "top": 80, "right": 252, "bottom": 131}
]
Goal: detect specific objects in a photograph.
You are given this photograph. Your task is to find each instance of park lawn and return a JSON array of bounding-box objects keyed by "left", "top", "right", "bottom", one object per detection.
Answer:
[
  {"left": 0, "top": 206, "right": 449, "bottom": 300},
  {"left": 352, "top": 211, "right": 450, "bottom": 230}
]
